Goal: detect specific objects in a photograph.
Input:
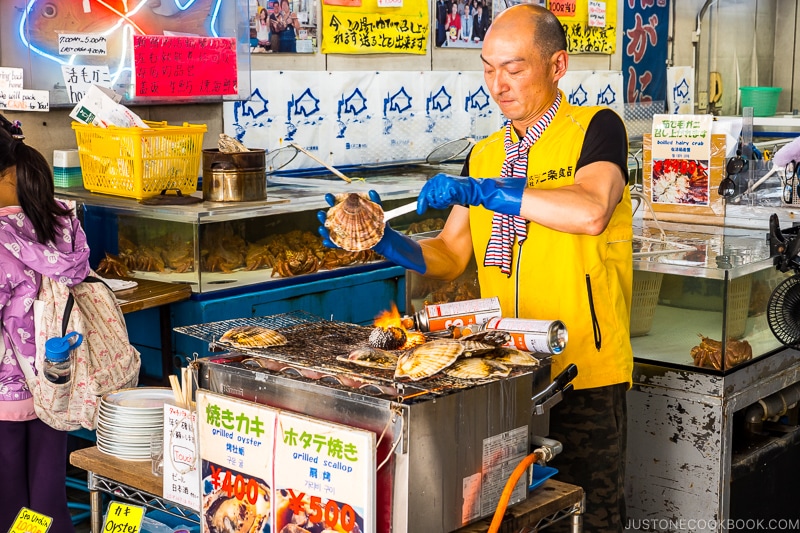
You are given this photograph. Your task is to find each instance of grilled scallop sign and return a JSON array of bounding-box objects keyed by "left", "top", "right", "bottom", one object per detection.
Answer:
[{"left": 324, "top": 193, "right": 385, "bottom": 251}]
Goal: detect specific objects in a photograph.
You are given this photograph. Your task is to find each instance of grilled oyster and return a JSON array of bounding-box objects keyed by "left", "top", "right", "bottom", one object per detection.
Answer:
[
  {"left": 219, "top": 325, "right": 288, "bottom": 349},
  {"left": 204, "top": 480, "right": 270, "bottom": 533},
  {"left": 336, "top": 346, "right": 399, "bottom": 370},
  {"left": 395, "top": 339, "right": 464, "bottom": 381},
  {"left": 368, "top": 326, "right": 407, "bottom": 350},
  {"left": 483, "top": 346, "right": 541, "bottom": 366},
  {"left": 445, "top": 358, "right": 511, "bottom": 380},
  {"left": 324, "top": 193, "right": 384, "bottom": 251}
]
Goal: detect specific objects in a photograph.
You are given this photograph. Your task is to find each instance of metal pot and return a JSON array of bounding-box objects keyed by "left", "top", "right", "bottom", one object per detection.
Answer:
[{"left": 202, "top": 149, "right": 267, "bottom": 202}]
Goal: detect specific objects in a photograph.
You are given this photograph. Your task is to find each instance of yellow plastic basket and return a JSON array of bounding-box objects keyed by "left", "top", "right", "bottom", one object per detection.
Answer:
[{"left": 72, "top": 121, "right": 206, "bottom": 200}]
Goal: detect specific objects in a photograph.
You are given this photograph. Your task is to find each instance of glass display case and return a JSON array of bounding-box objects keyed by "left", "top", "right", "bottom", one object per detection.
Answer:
[
  {"left": 56, "top": 168, "right": 453, "bottom": 293},
  {"left": 631, "top": 219, "right": 790, "bottom": 372}
]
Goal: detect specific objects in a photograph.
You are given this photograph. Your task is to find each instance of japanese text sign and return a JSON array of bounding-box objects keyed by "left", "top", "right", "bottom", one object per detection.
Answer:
[
  {"left": 321, "top": 0, "right": 428, "bottom": 54},
  {"left": 163, "top": 404, "right": 200, "bottom": 510},
  {"left": 133, "top": 36, "right": 237, "bottom": 97},
  {"left": 198, "top": 391, "right": 275, "bottom": 532},
  {"left": 274, "top": 411, "right": 376, "bottom": 533},
  {"left": 8, "top": 508, "right": 51, "bottom": 533},
  {"left": 553, "top": 0, "right": 616, "bottom": 54},
  {"left": 650, "top": 115, "right": 713, "bottom": 207},
  {"left": 103, "top": 502, "right": 144, "bottom": 533}
]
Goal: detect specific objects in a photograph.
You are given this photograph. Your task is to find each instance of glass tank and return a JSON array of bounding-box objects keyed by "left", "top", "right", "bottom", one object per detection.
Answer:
[
  {"left": 631, "top": 220, "right": 791, "bottom": 373},
  {"left": 57, "top": 169, "right": 451, "bottom": 293}
]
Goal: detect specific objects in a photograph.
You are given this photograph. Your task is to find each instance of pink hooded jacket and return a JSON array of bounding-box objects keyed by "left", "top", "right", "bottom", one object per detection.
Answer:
[{"left": 0, "top": 203, "right": 90, "bottom": 402}]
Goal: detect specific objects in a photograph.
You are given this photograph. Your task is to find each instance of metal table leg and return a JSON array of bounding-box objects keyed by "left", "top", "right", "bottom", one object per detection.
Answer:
[
  {"left": 570, "top": 494, "right": 585, "bottom": 533},
  {"left": 88, "top": 472, "right": 103, "bottom": 533}
]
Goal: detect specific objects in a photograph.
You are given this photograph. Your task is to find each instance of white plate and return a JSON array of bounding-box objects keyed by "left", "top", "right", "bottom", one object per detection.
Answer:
[
  {"left": 96, "top": 435, "right": 152, "bottom": 449},
  {"left": 102, "top": 388, "right": 176, "bottom": 409},
  {"left": 96, "top": 445, "right": 150, "bottom": 461},
  {"left": 97, "top": 411, "right": 163, "bottom": 427},
  {"left": 96, "top": 430, "right": 157, "bottom": 444}
]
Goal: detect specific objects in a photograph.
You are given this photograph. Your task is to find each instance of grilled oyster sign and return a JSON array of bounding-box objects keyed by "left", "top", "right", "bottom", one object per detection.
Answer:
[{"left": 197, "top": 391, "right": 376, "bottom": 533}]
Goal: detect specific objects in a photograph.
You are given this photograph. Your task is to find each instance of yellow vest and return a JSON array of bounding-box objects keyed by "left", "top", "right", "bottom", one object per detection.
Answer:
[{"left": 468, "top": 100, "right": 633, "bottom": 390}]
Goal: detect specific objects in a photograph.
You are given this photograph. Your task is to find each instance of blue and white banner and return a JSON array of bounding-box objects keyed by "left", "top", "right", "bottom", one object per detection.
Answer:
[{"left": 622, "top": 0, "right": 670, "bottom": 104}]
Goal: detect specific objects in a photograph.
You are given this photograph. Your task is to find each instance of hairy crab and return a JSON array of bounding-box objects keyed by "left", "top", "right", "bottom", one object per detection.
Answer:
[{"left": 690, "top": 335, "right": 753, "bottom": 370}]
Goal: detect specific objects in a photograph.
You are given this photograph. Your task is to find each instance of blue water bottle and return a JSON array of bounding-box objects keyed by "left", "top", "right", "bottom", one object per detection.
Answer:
[{"left": 43, "top": 331, "right": 83, "bottom": 384}]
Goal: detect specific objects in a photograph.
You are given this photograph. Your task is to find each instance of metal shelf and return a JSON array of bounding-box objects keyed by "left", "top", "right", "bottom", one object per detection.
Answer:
[{"left": 87, "top": 472, "right": 200, "bottom": 525}]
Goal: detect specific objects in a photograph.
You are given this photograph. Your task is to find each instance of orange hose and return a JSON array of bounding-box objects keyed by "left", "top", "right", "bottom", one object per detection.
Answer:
[{"left": 487, "top": 450, "right": 543, "bottom": 533}]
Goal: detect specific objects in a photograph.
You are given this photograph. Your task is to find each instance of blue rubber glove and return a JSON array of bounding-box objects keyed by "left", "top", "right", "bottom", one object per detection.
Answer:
[
  {"left": 317, "top": 191, "right": 427, "bottom": 274},
  {"left": 417, "top": 173, "right": 527, "bottom": 216}
]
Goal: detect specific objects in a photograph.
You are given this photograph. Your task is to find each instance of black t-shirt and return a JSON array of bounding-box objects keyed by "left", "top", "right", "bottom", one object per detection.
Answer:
[{"left": 462, "top": 108, "right": 629, "bottom": 184}]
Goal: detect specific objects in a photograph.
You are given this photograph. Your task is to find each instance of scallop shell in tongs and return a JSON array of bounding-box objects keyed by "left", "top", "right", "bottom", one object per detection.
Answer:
[
  {"left": 324, "top": 193, "right": 384, "bottom": 251},
  {"left": 395, "top": 339, "right": 464, "bottom": 381},
  {"left": 219, "top": 325, "right": 288, "bottom": 349},
  {"left": 445, "top": 358, "right": 511, "bottom": 380}
]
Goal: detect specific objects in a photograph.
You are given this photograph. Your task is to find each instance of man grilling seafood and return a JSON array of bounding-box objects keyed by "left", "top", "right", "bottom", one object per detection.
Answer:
[{"left": 318, "top": 5, "right": 632, "bottom": 532}]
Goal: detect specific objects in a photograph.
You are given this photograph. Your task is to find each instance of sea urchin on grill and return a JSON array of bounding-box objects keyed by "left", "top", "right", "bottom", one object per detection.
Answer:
[{"left": 368, "top": 326, "right": 407, "bottom": 350}]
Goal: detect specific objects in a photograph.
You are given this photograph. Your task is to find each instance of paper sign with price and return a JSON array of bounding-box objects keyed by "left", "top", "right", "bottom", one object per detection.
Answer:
[
  {"left": 273, "top": 411, "right": 376, "bottom": 533},
  {"left": 197, "top": 391, "right": 276, "bottom": 532},
  {"left": 8, "top": 507, "right": 52, "bottom": 533},
  {"left": 103, "top": 502, "right": 144, "bottom": 533}
]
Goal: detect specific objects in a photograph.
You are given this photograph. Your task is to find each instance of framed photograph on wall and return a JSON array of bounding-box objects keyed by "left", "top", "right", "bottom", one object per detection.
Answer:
[{"left": 435, "top": 0, "right": 494, "bottom": 49}]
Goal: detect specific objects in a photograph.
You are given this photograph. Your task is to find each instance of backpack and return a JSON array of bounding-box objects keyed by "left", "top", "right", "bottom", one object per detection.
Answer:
[{"left": 21, "top": 273, "right": 141, "bottom": 431}]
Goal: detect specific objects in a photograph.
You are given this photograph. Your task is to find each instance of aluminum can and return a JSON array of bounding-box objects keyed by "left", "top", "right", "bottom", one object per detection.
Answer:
[
  {"left": 409, "top": 297, "right": 502, "bottom": 332},
  {"left": 483, "top": 317, "right": 568, "bottom": 354}
]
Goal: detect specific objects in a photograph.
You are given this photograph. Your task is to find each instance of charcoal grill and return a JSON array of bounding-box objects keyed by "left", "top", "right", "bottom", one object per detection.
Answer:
[{"left": 178, "top": 310, "right": 559, "bottom": 533}]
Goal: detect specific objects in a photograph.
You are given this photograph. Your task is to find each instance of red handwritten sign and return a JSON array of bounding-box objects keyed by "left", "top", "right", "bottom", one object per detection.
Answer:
[
  {"left": 133, "top": 36, "right": 237, "bottom": 97},
  {"left": 549, "top": 0, "right": 577, "bottom": 17}
]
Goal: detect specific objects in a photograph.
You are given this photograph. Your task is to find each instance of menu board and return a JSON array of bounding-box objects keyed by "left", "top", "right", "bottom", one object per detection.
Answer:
[
  {"left": 2, "top": 0, "right": 248, "bottom": 107},
  {"left": 197, "top": 390, "right": 377, "bottom": 533}
]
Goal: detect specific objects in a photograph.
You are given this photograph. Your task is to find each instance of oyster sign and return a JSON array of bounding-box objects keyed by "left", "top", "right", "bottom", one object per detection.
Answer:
[{"left": 197, "top": 391, "right": 376, "bottom": 533}]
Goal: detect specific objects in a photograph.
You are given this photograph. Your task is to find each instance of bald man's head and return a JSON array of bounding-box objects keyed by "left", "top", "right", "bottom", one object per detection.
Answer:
[{"left": 487, "top": 4, "right": 567, "bottom": 60}]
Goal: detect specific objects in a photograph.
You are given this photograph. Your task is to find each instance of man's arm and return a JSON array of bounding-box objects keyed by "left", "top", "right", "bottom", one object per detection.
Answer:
[
  {"left": 518, "top": 161, "right": 626, "bottom": 235},
  {"left": 418, "top": 206, "right": 475, "bottom": 281}
]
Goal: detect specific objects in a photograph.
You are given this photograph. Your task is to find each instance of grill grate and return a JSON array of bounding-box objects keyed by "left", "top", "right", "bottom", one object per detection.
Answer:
[{"left": 177, "top": 311, "right": 534, "bottom": 400}]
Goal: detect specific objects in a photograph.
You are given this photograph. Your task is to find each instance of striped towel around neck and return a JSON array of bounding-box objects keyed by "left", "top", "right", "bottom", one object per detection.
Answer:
[{"left": 484, "top": 92, "right": 561, "bottom": 276}]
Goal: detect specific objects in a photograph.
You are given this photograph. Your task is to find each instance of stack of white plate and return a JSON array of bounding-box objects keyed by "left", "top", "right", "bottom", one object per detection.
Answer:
[{"left": 96, "top": 388, "right": 174, "bottom": 461}]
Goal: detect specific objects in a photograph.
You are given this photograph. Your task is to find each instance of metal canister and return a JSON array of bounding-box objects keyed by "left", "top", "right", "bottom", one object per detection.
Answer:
[
  {"left": 483, "top": 317, "right": 568, "bottom": 354},
  {"left": 406, "top": 297, "right": 502, "bottom": 332},
  {"left": 202, "top": 148, "right": 267, "bottom": 202}
]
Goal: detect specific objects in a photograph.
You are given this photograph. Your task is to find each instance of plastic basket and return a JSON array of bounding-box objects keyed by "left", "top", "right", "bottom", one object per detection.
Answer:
[
  {"left": 739, "top": 87, "right": 782, "bottom": 117},
  {"left": 72, "top": 121, "right": 206, "bottom": 200},
  {"left": 630, "top": 270, "right": 663, "bottom": 337},
  {"left": 726, "top": 275, "right": 752, "bottom": 339}
]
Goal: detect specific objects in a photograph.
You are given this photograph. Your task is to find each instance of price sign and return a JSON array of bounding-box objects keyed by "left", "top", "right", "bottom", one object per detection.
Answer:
[
  {"left": 274, "top": 411, "right": 376, "bottom": 533},
  {"left": 103, "top": 502, "right": 144, "bottom": 533},
  {"left": 8, "top": 507, "right": 52, "bottom": 533},
  {"left": 197, "top": 391, "right": 276, "bottom": 531},
  {"left": 208, "top": 464, "right": 265, "bottom": 505}
]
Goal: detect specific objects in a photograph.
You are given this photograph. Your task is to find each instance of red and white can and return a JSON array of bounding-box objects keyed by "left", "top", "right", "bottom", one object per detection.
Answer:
[
  {"left": 483, "top": 317, "right": 568, "bottom": 354},
  {"left": 410, "top": 297, "right": 502, "bottom": 332}
]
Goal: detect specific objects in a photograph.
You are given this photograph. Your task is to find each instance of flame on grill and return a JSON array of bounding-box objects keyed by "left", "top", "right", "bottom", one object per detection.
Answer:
[{"left": 373, "top": 303, "right": 426, "bottom": 349}]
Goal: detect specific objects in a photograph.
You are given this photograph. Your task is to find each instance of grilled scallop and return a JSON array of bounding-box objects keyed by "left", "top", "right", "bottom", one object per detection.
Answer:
[
  {"left": 445, "top": 358, "right": 511, "bottom": 380},
  {"left": 336, "top": 346, "right": 399, "bottom": 370},
  {"left": 483, "top": 346, "right": 541, "bottom": 366},
  {"left": 219, "top": 325, "right": 287, "bottom": 349},
  {"left": 394, "top": 339, "right": 464, "bottom": 381},
  {"left": 459, "top": 330, "right": 512, "bottom": 357}
]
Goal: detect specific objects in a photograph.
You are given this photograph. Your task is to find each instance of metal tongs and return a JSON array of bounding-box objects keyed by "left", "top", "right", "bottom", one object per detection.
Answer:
[{"left": 531, "top": 363, "right": 578, "bottom": 416}]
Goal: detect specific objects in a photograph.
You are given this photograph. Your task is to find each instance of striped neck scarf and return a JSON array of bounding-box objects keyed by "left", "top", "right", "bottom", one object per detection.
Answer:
[{"left": 484, "top": 92, "right": 561, "bottom": 276}]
